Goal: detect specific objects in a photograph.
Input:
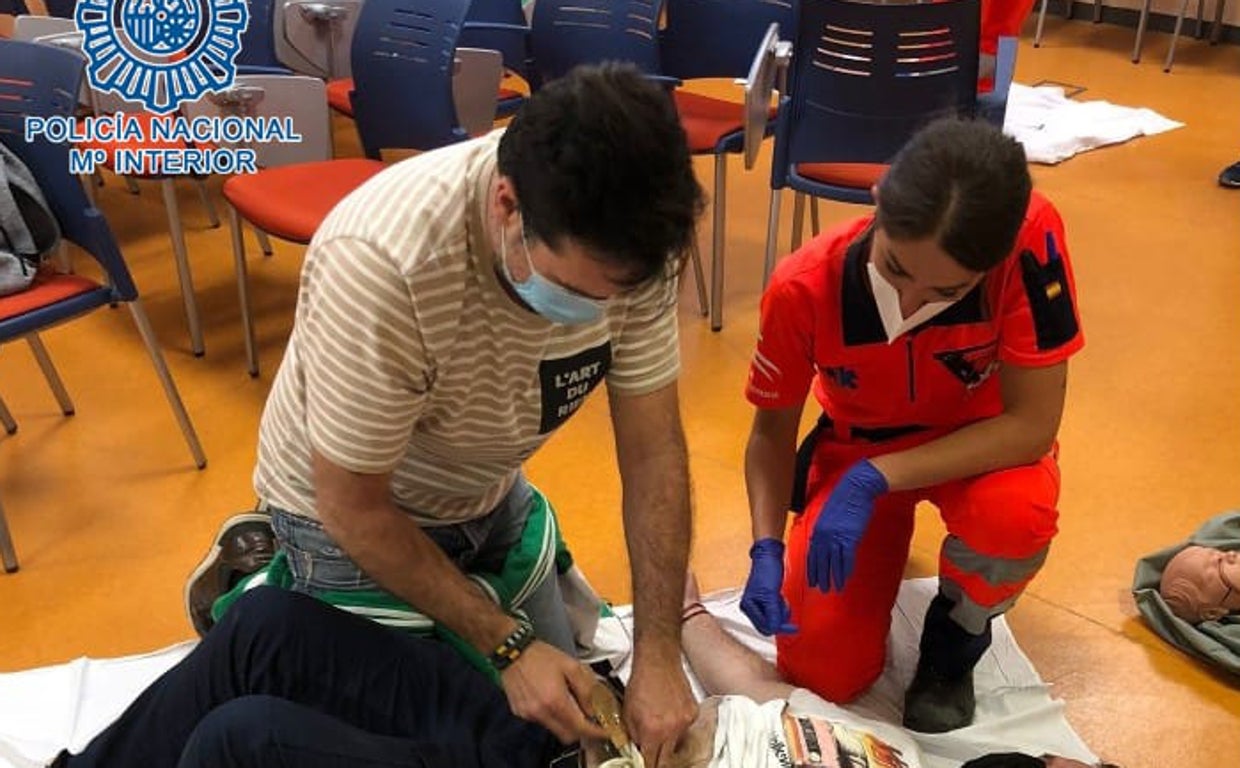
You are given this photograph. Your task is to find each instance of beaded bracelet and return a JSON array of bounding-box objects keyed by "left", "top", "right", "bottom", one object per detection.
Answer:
[{"left": 490, "top": 620, "right": 535, "bottom": 672}]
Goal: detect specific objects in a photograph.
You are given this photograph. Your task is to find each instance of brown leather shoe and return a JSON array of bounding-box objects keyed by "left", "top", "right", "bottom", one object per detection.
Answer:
[{"left": 184, "top": 512, "right": 275, "bottom": 637}]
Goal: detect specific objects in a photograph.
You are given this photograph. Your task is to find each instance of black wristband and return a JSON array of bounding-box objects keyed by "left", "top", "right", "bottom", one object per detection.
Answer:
[{"left": 489, "top": 620, "right": 535, "bottom": 672}]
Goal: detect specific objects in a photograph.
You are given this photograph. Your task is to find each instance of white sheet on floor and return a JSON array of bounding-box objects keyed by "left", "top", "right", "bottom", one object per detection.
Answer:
[
  {"left": 0, "top": 578, "right": 1095, "bottom": 768},
  {"left": 1003, "top": 82, "right": 1183, "bottom": 164},
  {"left": 611, "top": 578, "right": 1097, "bottom": 768}
]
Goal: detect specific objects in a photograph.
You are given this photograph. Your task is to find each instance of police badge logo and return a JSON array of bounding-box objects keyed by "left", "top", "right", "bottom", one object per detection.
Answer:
[{"left": 75, "top": 0, "right": 250, "bottom": 114}]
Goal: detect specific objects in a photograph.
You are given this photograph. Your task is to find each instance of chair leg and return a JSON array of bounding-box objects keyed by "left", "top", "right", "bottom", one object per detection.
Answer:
[
  {"left": 124, "top": 176, "right": 141, "bottom": 195},
  {"left": 126, "top": 299, "right": 207, "bottom": 469},
  {"left": 26, "top": 334, "right": 75, "bottom": 416},
  {"left": 709, "top": 153, "right": 727, "bottom": 331},
  {"left": 0, "top": 494, "right": 18, "bottom": 573},
  {"left": 810, "top": 197, "right": 821, "bottom": 238},
  {"left": 1165, "top": 0, "right": 1192, "bottom": 71},
  {"left": 1094, "top": 0, "right": 1103, "bottom": 22},
  {"left": 1034, "top": 0, "right": 1049, "bottom": 46},
  {"left": 1195, "top": 0, "right": 1206, "bottom": 37},
  {"left": 0, "top": 394, "right": 16, "bottom": 435},
  {"left": 254, "top": 227, "right": 274, "bottom": 257},
  {"left": 790, "top": 192, "right": 806, "bottom": 252},
  {"left": 1133, "top": 0, "right": 1152, "bottom": 62},
  {"left": 230, "top": 206, "right": 260, "bottom": 378},
  {"left": 195, "top": 178, "right": 221, "bottom": 228},
  {"left": 52, "top": 241, "right": 72, "bottom": 274},
  {"left": 1210, "top": 0, "right": 1226, "bottom": 43},
  {"left": 763, "top": 189, "right": 783, "bottom": 290},
  {"left": 688, "top": 239, "right": 709, "bottom": 320},
  {"left": 161, "top": 179, "right": 206, "bottom": 357}
]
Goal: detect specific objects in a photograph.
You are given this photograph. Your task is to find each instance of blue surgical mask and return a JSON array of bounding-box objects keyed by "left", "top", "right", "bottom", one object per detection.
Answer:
[{"left": 498, "top": 216, "right": 606, "bottom": 325}]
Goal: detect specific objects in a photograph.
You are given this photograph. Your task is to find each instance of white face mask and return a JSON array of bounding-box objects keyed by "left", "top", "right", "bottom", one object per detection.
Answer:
[{"left": 866, "top": 259, "right": 958, "bottom": 343}]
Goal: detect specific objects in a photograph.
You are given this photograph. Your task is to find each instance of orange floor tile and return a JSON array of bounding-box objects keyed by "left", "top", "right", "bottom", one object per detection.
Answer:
[{"left": 1, "top": 17, "right": 1238, "bottom": 767}]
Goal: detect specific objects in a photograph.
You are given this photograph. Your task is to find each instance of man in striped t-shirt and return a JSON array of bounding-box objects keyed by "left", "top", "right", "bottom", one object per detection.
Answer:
[{"left": 187, "top": 64, "right": 706, "bottom": 763}]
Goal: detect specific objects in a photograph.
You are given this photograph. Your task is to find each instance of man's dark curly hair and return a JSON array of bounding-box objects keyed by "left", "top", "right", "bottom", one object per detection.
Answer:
[{"left": 497, "top": 63, "right": 705, "bottom": 287}]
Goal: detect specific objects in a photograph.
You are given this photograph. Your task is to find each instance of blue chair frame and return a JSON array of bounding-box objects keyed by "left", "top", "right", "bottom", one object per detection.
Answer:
[
  {"left": 659, "top": 0, "right": 797, "bottom": 330},
  {"left": 0, "top": 39, "right": 207, "bottom": 571},
  {"left": 237, "top": 0, "right": 295, "bottom": 75},
  {"left": 349, "top": 0, "right": 473, "bottom": 158},
  {"left": 763, "top": 0, "right": 981, "bottom": 282},
  {"left": 529, "top": 0, "right": 671, "bottom": 85}
]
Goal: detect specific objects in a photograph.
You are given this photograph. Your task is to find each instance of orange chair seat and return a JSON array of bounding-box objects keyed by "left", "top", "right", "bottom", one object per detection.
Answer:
[
  {"left": 329, "top": 78, "right": 523, "bottom": 120},
  {"left": 327, "top": 78, "right": 354, "bottom": 117},
  {"left": 0, "top": 272, "right": 101, "bottom": 322},
  {"left": 794, "top": 162, "right": 889, "bottom": 190},
  {"left": 77, "top": 113, "right": 200, "bottom": 177},
  {"left": 222, "top": 158, "right": 387, "bottom": 243},
  {"left": 674, "top": 90, "right": 775, "bottom": 154}
]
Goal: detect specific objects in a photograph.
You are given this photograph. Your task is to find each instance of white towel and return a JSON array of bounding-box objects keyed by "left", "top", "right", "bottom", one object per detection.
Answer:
[
  {"left": 612, "top": 579, "right": 1098, "bottom": 768},
  {"left": 1003, "top": 82, "right": 1184, "bottom": 164},
  {"left": 0, "top": 579, "right": 1096, "bottom": 768}
]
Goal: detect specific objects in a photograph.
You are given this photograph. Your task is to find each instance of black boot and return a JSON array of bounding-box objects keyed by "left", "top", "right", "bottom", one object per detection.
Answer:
[{"left": 902, "top": 594, "right": 992, "bottom": 733}]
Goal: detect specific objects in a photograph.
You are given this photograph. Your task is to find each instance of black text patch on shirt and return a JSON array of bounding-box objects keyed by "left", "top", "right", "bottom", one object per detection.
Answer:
[{"left": 538, "top": 342, "right": 612, "bottom": 434}]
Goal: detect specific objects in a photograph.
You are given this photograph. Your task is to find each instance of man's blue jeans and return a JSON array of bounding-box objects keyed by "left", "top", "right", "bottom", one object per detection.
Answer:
[
  {"left": 65, "top": 588, "right": 562, "bottom": 768},
  {"left": 269, "top": 474, "right": 576, "bottom": 654}
]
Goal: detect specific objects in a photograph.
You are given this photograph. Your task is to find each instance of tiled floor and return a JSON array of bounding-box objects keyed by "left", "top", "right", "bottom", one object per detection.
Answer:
[{"left": 0, "top": 16, "right": 1237, "bottom": 767}]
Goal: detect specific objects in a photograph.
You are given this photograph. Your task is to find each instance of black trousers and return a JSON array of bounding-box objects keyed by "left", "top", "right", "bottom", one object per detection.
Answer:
[{"left": 64, "top": 587, "right": 561, "bottom": 768}]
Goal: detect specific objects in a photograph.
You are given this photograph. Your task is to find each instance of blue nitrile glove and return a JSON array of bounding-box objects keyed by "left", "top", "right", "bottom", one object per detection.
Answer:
[
  {"left": 807, "top": 459, "right": 889, "bottom": 594},
  {"left": 740, "top": 538, "right": 798, "bottom": 636}
]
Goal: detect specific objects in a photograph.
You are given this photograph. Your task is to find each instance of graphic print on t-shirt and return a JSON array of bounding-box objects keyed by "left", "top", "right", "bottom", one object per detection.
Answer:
[
  {"left": 933, "top": 340, "right": 1000, "bottom": 390},
  {"left": 538, "top": 342, "right": 612, "bottom": 433},
  {"left": 784, "top": 715, "right": 911, "bottom": 768}
]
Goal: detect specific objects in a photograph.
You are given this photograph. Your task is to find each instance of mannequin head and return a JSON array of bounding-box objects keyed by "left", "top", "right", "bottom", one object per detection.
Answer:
[{"left": 1160, "top": 545, "right": 1240, "bottom": 623}]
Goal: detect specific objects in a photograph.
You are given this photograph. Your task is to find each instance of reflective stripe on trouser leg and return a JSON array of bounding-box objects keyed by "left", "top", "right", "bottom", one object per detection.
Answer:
[
  {"left": 938, "top": 536, "right": 1050, "bottom": 634},
  {"left": 931, "top": 452, "right": 1060, "bottom": 635}
]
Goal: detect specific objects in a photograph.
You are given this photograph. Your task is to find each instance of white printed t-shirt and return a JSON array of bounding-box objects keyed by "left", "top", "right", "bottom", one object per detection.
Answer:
[
  {"left": 254, "top": 130, "right": 680, "bottom": 525},
  {"left": 710, "top": 691, "right": 922, "bottom": 768}
]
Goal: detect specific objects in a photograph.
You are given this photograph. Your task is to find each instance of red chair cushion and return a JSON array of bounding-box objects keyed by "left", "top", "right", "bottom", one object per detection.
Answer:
[
  {"left": 327, "top": 78, "right": 354, "bottom": 117},
  {"left": 331, "top": 79, "right": 522, "bottom": 118},
  {"left": 0, "top": 272, "right": 101, "bottom": 322},
  {"left": 77, "top": 113, "right": 196, "bottom": 177},
  {"left": 222, "top": 158, "right": 387, "bottom": 243},
  {"left": 673, "top": 91, "right": 747, "bottom": 153},
  {"left": 795, "top": 162, "right": 889, "bottom": 190}
]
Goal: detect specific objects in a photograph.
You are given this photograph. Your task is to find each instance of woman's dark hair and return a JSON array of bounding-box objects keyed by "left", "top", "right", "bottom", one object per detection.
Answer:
[
  {"left": 497, "top": 63, "right": 705, "bottom": 286},
  {"left": 961, "top": 753, "right": 1046, "bottom": 768},
  {"left": 875, "top": 118, "right": 1032, "bottom": 273}
]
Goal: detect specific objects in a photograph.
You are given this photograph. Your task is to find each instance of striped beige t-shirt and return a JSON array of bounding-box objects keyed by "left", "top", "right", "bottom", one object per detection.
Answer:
[{"left": 254, "top": 131, "right": 681, "bottom": 525}]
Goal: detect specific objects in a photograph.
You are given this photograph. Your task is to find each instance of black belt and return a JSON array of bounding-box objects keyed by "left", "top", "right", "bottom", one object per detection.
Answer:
[{"left": 789, "top": 414, "right": 927, "bottom": 513}]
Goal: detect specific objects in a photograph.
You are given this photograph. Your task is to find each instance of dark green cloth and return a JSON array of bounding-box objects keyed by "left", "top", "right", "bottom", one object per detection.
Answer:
[{"left": 1133, "top": 511, "right": 1240, "bottom": 678}]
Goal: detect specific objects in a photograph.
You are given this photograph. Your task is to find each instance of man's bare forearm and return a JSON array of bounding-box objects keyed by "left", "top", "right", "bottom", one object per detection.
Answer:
[{"left": 622, "top": 434, "right": 692, "bottom": 659}]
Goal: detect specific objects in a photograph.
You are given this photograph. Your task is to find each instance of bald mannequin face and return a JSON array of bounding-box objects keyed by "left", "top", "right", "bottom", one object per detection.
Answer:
[{"left": 1160, "top": 546, "right": 1240, "bottom": 623}]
